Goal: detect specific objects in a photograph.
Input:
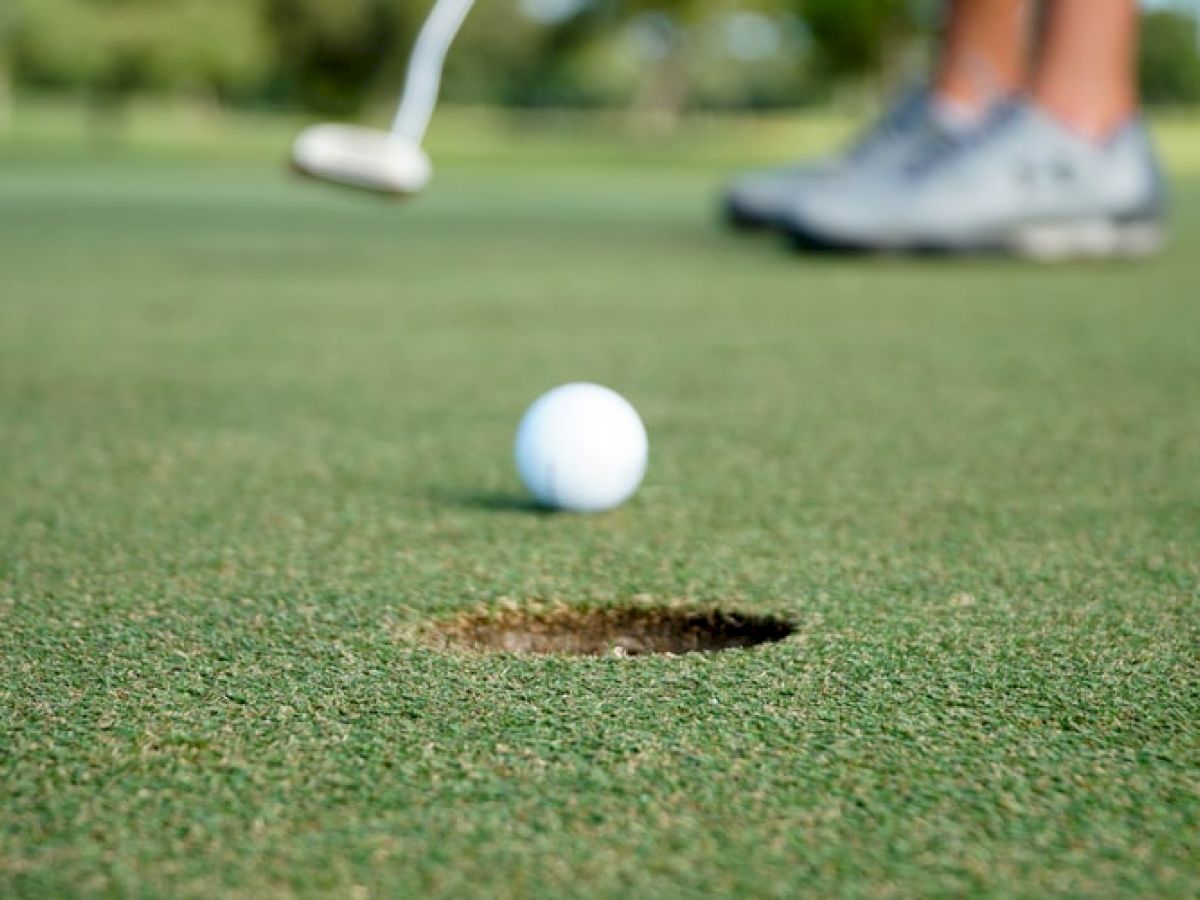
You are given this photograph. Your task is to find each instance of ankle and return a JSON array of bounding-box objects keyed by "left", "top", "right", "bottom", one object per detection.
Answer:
[
  {"left": 1032, "top": 84, "right": 1137, "bottom": 140},
  {"left": 933, "top": 84, "right": 990, "bottom": 121},
  {"left": 934, "top": 66, "right": 1021, "bottom": 117}
]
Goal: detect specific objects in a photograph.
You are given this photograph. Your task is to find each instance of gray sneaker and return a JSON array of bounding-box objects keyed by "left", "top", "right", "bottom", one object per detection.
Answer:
[
  {"left": 783, "top": 101, "right": 1168, "bottom": 259},
  {"left": 722, "top": 86, "right": 931, "bottom": 230}
]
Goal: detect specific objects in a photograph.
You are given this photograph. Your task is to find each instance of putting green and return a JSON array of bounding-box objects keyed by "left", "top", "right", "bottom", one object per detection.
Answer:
[{"left": 1, "top": 111, "right": 1198, "bottom": 897}]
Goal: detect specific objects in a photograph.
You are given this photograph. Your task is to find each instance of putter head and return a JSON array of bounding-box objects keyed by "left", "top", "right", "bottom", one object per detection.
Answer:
[{"left": 291, "top": 125, "right": 432, "bottom": 197}]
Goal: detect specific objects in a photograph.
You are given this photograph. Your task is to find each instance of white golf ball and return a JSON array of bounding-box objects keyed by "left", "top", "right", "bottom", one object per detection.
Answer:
[{"left": 515, "top": 383, "right": 648, "bottom": 512}]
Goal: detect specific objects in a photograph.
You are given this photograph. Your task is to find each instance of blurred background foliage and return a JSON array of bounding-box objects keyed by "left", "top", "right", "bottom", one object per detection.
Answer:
[{"left": 2, "top": 0, "right": 1199, "bottom": 130}]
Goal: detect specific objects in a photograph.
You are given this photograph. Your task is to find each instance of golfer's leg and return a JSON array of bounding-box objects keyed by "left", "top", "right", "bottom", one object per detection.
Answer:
[
  {"left": 935, "top": 0, "right": 1029, "bottom": 115},
  {"left": 723, "top": 0, "right": 1031, "bottom": 230},
  {"left": 786, "top": 0, "right": 1164, "bottom": 256},
  {"left": 1032, "top": 0, "right": 1139, "bottom": 138}
]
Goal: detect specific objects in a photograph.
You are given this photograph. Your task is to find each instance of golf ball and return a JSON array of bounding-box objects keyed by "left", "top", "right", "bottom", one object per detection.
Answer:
[{"left": 515, "top": 383, "right": 648, "bottom": 512}]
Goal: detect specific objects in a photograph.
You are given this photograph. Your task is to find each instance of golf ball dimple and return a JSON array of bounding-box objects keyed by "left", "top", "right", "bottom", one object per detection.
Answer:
[{"left": 515, "top": 383, "right": 648, "bottom": 513}]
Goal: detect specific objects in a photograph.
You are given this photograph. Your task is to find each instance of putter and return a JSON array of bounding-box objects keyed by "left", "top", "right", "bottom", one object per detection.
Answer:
[{"left": 291, "top": 0, "right": 476, "bottom": 197}]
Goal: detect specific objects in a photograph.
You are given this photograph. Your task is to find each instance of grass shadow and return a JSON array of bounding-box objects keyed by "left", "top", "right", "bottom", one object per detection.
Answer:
[{"left": 429, "top": 489, "right": 556, "bottom": 515}]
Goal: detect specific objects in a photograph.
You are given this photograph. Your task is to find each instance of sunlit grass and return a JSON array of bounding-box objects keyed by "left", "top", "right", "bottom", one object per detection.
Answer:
[
  {"left": 1, "top": 104, "right": 1198, "bottom": 897},
  {"left": 7, "top": 93, "right": 1198, "bottom": 174}
]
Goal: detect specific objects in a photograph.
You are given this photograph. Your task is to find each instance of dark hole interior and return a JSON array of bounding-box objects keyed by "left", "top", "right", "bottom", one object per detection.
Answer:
[{"left": 435, "top": 606, "right": 795, "bottom": 657}]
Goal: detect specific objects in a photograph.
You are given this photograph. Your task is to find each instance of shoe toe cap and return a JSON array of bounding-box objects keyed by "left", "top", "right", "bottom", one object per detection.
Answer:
[
  {"left": 722, "top": 162, "right": 832, "bottom": 229},
  {"left": 783, "top": 183, "right": 904, "bottom": 250}
]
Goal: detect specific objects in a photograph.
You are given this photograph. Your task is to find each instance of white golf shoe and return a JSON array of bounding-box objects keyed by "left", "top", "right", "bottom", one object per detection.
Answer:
[
  {"left": 782, "top": 101, "right": 1168, "bottom": 259},
  {"left": 721, "top": 86, "right": 932, "bottom": 230}
]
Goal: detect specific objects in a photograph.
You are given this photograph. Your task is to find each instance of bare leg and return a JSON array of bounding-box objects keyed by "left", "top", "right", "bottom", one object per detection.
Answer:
[
  {"left": 1032, "top": 0, "right": 1139, "bottom": 139},
  {"left": 935, "top": 0, "right": 1029, "bottom": 113}
]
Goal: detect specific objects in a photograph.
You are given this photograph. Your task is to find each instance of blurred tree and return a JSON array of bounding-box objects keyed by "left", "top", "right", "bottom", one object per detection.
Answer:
[
  {"left": 11, "top": 0, "right": 271, "bottom": 132},
  {"left": 430, "top": 0, "right": 551, "bottom": 107},
  {"left": 689, "top": 11, "right": 814, "bottom": 110},
  {"left": 13, "top": 0, "right": 1196, "bottom": 123},
  {"left": 597, "top": 0, "right": 804, "bottom": 124},
  {"left": 801, "top": 0, "right": 920, "bottom": 90},
  {"left": 0, "top": 6, "right": 12, "bottom": 131},
  {"left": 1139, "top": 8, "right": 1200, "bottom": 105},
  {"left": 264, "top": 0, "right": 414, "bottom": 115},
  {"left": 261, "top": 0, "right": 558, "bottom": 117}
]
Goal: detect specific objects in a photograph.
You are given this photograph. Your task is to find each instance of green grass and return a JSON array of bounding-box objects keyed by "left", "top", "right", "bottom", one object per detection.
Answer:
[{"left": 2, "top": 107, "right": 1198, "bottom": 897}]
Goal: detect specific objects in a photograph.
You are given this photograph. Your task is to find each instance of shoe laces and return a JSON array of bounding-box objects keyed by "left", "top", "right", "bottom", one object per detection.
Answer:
[
  {"left": 902, "top": 101, "right": 1024, "bottom": 180},
  {"left": 845, "top": 85, "right": 928, "bottom": 163}
]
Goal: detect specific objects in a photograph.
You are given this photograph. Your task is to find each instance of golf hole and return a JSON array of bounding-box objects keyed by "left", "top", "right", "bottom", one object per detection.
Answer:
[{"left": 435, "top": 606, "right": 796, "bottom": 657}]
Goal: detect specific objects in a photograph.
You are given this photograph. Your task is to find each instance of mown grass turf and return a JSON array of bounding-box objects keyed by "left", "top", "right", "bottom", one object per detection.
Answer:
[{"left": 1, "top": 110, "right": 1198, "bottom": 897}]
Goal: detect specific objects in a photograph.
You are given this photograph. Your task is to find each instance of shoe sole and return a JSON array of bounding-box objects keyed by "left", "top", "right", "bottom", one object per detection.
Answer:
[
  {"left": 1010, "top": 219, "right": 1165, "bottom": 261},
  {"left": 788, "top": 217, "right": 1166, "bottom": 261},
  {"left": 724, "top": 200, "right": 777, "bottom": 232}
]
